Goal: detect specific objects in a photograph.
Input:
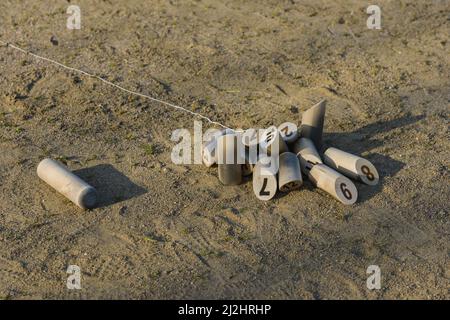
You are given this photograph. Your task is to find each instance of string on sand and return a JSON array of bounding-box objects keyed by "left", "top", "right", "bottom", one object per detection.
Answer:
[{"left": 0, "top": 40, "right": 230, "bottom": 130}]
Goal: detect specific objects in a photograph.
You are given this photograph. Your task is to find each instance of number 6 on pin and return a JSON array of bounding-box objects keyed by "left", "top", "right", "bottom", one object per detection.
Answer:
[{"left": 307, "top": 163, "right": 358, "bottom": 205}]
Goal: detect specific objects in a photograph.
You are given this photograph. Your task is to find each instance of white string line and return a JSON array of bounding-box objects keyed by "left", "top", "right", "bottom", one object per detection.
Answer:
[{"left": 0, "top": 40, "right": 230, "bottom": 130}]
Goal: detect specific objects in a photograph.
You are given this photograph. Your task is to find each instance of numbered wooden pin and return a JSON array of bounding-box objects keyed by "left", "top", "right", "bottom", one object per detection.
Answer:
[
  {"left": 307, "top": 163, "right": 358, "bottom": 205},
  {"left": 278, "top": 152, "right": 303, "bottom": 192},
  {"left": 217, "top": 134, "right": 242, "bottom": 185},
  {"left": 204, "top": 128, "right": 222, "bottom": 144},
  {"left": 323, "top": 147, "right": 379, "bottom": 186},
  {"left": 202, "top": 128, "right": 234, "bottom": 167},
  {"left": 259, "top": 126, "right": 288, "bottom": 156},
  {"left": 253, "top": 157, "right": 278, "bottom": 201},
  {"left": 203, "top": 140, "right": 218, "bottom": 167},
  {"left": 37, "top": 158, "right": 98, "bottom": 209},
  {"left": 300, "top": 99, "right": 326, "bottom": 149},
  {"left": 291, "top": 137, "right": 323, "bottom": 173},
  {"left": 278, "top": 122, "right": 298, "bottom": 144},
  {"left": 241, "top": 128, "right": 260, "bottom": 149}
]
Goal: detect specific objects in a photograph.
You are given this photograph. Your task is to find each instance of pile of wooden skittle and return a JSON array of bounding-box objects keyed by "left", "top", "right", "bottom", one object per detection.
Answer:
[{"left": 202, "top": 100, "right": 379, "bottom": 204}]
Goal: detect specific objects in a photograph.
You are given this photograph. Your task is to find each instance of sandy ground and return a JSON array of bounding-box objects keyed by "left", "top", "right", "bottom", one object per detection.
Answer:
[{"left": 0, "top": 0, "right": 449, "bottom": 299}]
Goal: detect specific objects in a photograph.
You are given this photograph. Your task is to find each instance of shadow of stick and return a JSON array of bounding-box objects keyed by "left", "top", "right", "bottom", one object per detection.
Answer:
[{"left": 73, "top": 164, "right": 147, "bottom": 208}]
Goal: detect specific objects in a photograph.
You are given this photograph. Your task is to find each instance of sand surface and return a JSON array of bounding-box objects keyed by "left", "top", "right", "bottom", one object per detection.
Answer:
[{"left": 0, "top": 0, "right": 449, "bottom": 299}]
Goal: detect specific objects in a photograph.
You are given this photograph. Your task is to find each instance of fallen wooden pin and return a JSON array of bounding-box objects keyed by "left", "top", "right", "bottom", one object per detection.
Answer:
[
  {"left": 202, "top": 128, "right": 234, "bottom": 167},
  {"left": 259, "top": 125, "right": 289, "bottom": 156},
  {"left": 323, "top": 147, "right": 379, "bottom": 186},
  {"left": 305, "top": 162, "right": 358, "bottom": 205},
  {"left": 37, "top": 158, "right": 97, "bottom": 209},
  {"left": 278, "top": 122, "right": 298, "bottom": 144},
  {"left": 291, "top": 137, "right": 323, "bottom": 173}
]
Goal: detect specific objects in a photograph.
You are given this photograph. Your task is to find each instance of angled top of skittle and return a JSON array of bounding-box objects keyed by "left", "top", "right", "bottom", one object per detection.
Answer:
[
  {"left": 300, "top": 99, "right": 327, "bottom": 149},
  {"left": 301, "top": 99, "right": 326, "bottom": 117}
]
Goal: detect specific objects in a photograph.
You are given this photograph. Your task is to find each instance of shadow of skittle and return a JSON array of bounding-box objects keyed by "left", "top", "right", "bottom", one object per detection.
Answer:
[{"left": 73, "top": 164, "right": 147, "bottom": 208}]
